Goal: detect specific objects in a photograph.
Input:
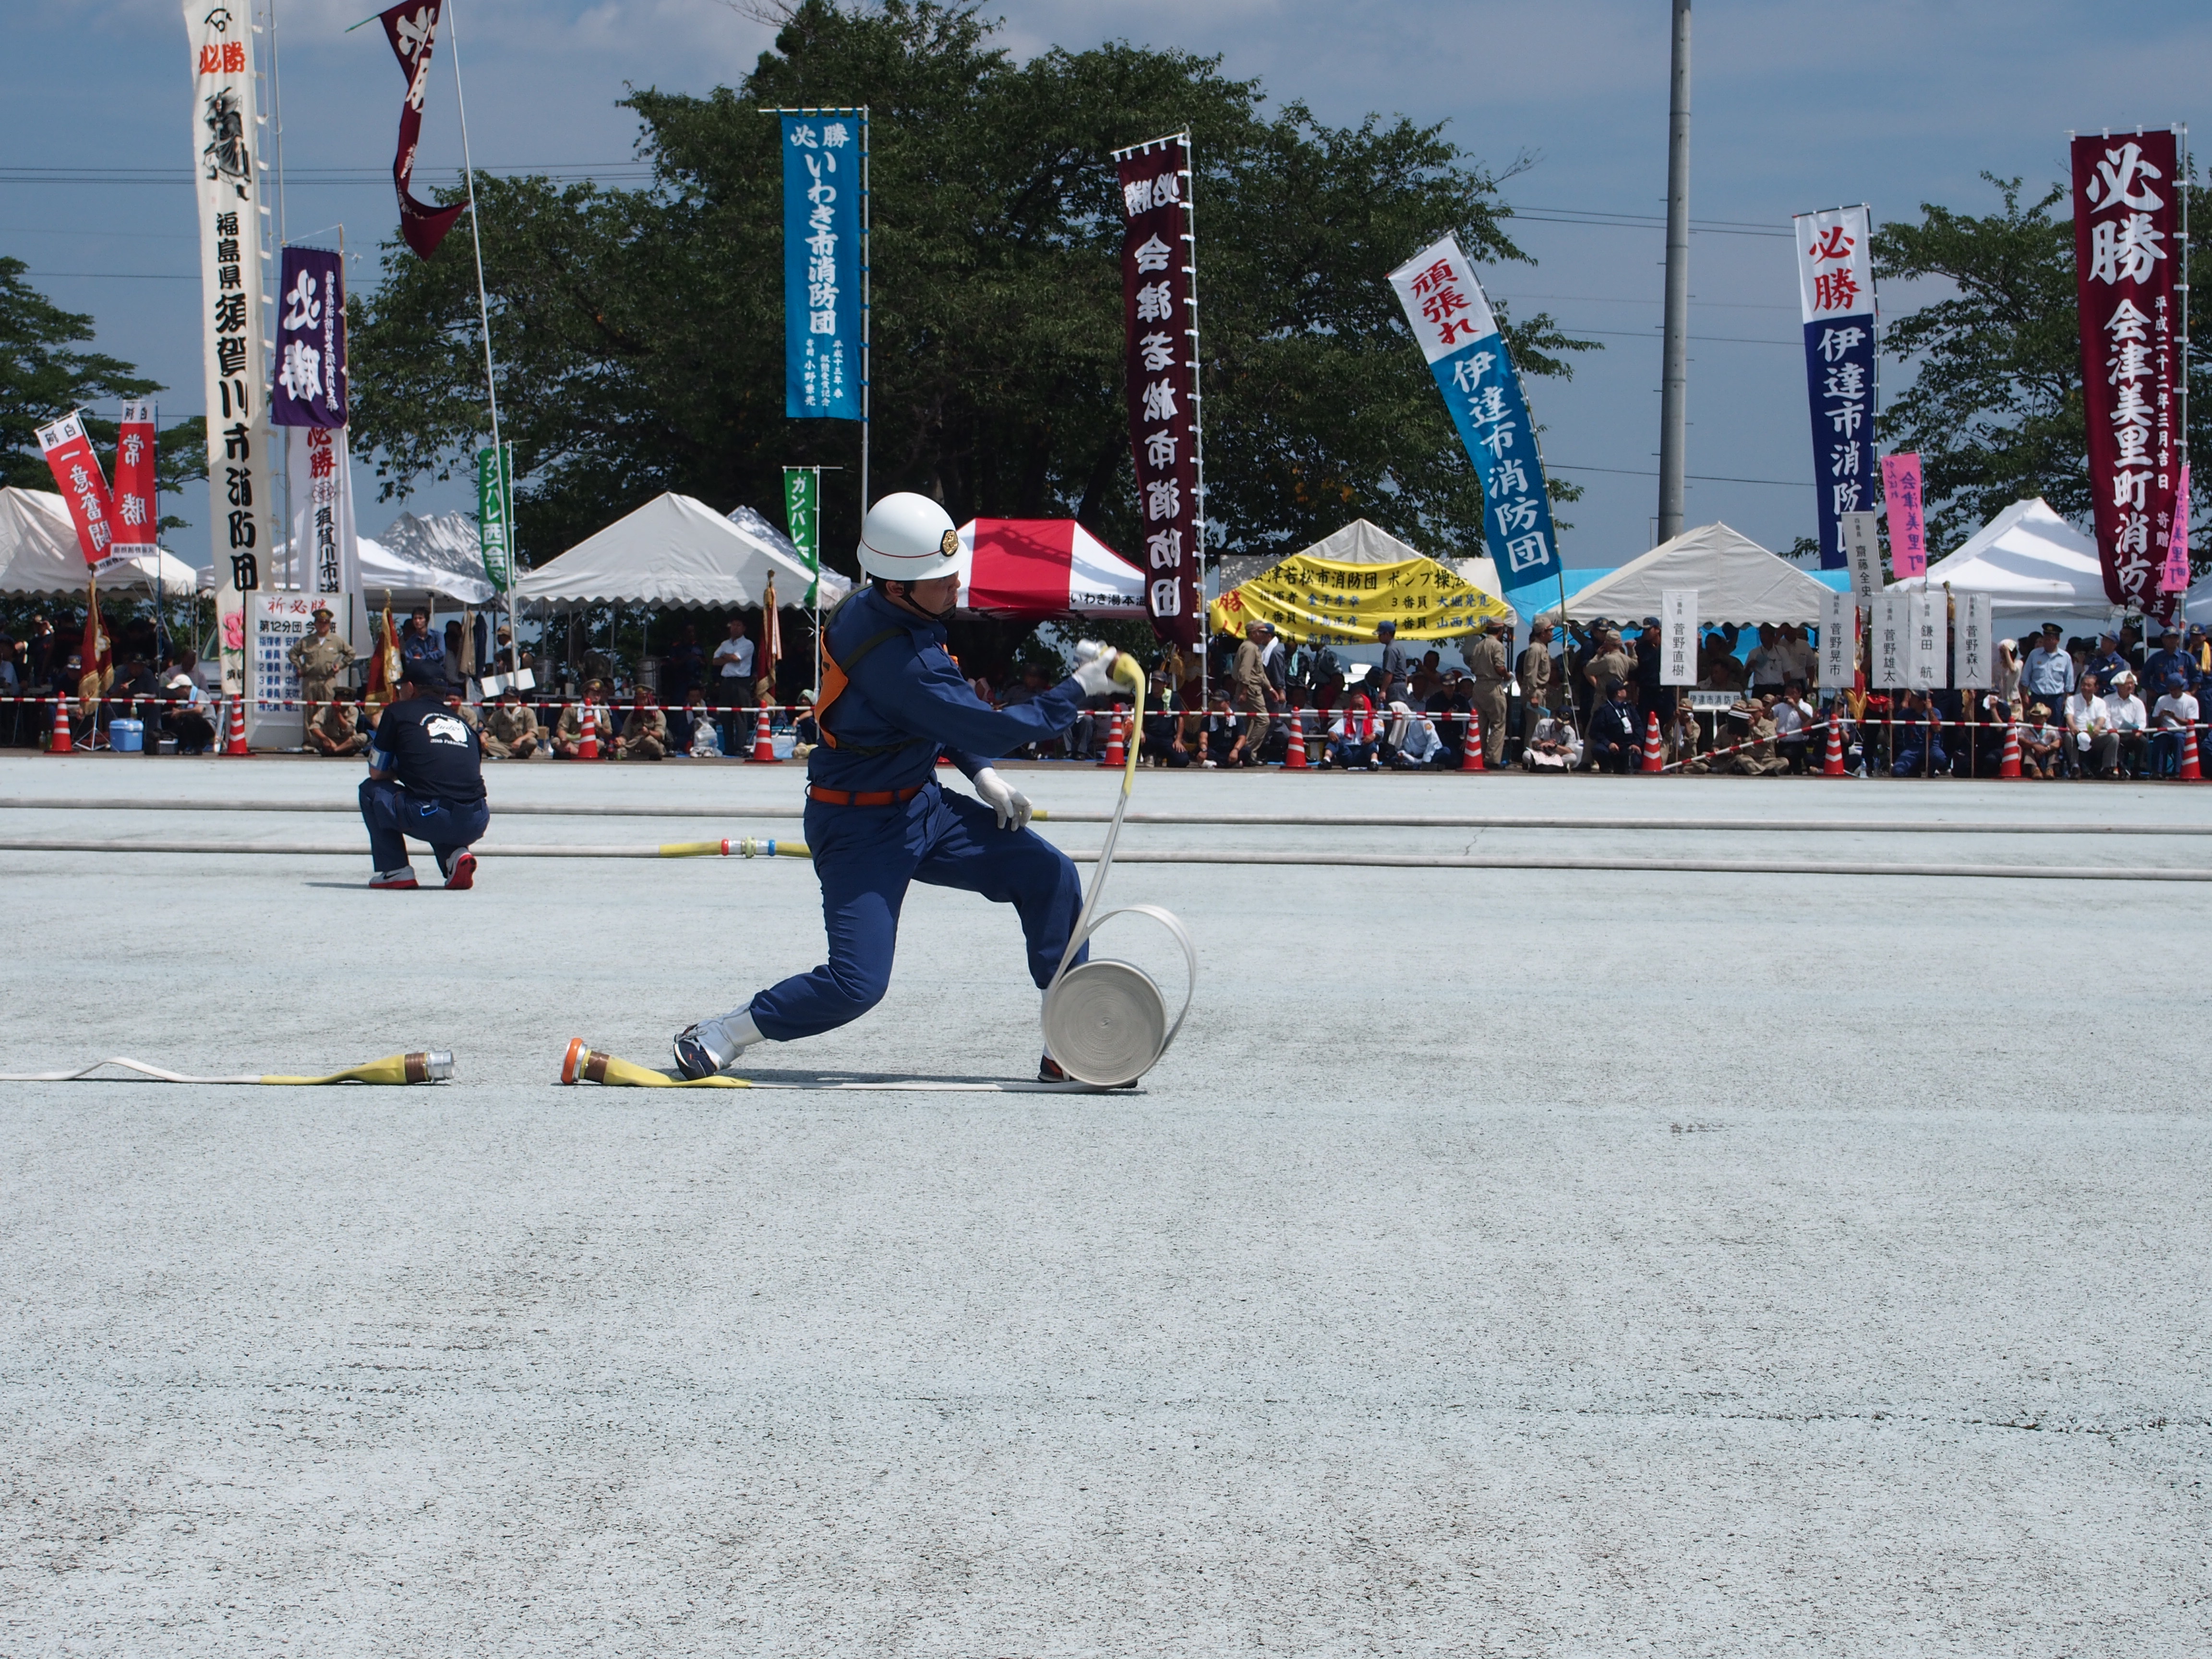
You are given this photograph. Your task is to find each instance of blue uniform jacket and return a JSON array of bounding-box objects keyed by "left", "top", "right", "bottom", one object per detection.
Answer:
[{"left": 811, "top": 586, "right": 1087, "bottom": 793}]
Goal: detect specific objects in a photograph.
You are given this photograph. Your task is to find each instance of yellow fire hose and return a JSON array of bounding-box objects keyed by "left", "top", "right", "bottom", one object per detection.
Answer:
[
  {"left": 559, "top": 1038, "right": 750, "bottom": 1089},
  {"left": 0, "top": 1052, "right": 453, "bottom": 1084}
]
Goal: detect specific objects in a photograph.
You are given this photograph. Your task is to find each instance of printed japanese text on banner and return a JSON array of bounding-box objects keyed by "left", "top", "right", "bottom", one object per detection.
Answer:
[
  {"left": 378, "top": 0, "right": 467, "bottom": 259},
  {"left": 272, "top": 246, "right": 347, "bottom": 428},
  {"left": 477, "top": 444, "right": 514, "bottom": 589},
  {"left": 1879, "top": 452, "right": 1926, "bottom": 578},
  {"left": 1907, "top": 592, "right": 1946, "bottom": 690},
  {"left": 2163, "top": 466, "right": 2191, "bottom": 593},
  {"left": 1817, "top": 588, "right": 1856, "bottom": 689},
  {"left": 784, "top": 468, "right": 821, "bottom": 604},
  {"left": 784, "top": 115, "right": 862, "bottom": 421},
  {"left": 1794, "top": 206, "right": 1877, "bottom": 571},
  {"left": 1660, "top": 589, "right": 1697, "bottom": 685},
  {"left": 1841, "top": 508, "right": 1882, "bottom": 602},
  {"left": 1869, "top": 592, "right": 1907, "bottom": 688},
  {"left": 112, "top": 402, "right": 157, "bottom": 557},
  {"left": 1387, "top": 234, "right": 1561, "bottom": 595},
  {"left": 185, "top": 0, "right": 271, "bottom": 696},
  {"left": 36, "top": 412, "right": 117, "bottom": 565},
  {"left": 1119, "top": 135, "right": 1201, "bottom": 644},
  {"left": 1207, "top": 553, "right": 1510, "bottom": 644},
  {"left": 283, "top": 425, "right": 359, "bottom": 599},
  {"left": 1957, "top": 594, "right": 1993, "bottom": 689}
]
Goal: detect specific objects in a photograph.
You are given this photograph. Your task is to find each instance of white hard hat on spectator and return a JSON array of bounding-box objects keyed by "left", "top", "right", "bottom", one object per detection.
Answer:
[{"left": 857, "top": 493, "right": 966, "bottom": 583}]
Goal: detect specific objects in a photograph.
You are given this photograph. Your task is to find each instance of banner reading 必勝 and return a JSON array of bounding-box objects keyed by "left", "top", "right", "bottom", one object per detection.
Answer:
[
  {"left": 1660, "top": 589, "right": 1698, "bottom": 685},
  {"left": 186, "top": 0, "right": 272, "bottom": 697},
  {"left": 112, "top": 402, "right": 157, "bottom": 557},
  {"left": 1818, "top": 587, "right": 1856, "bottom": 690},
  {"left": 1794, "top": 206, "right": 1877, "bottom": 571},
  {"left": 1879, "top": 452, "right": 1926, "bottom": 579},
  {"left": 1118, "top": 133, "right": 1202, "bottom": 645},
  {"left": 2072, "top": 131, "right": 2182, "bottom": 618},
  {"left": 272, "top": 246, "right": 347, "bottom": 429},
  {"left": 784, "top": 468, "right": 820, "bottom": 604},
  {"left": 1387, "top": 234, "right": 1562, "bottom": 597},
  {"left": 1206, "top": 553, "right": 1510, "bottom": 644},
  {"left": 784, "top": 114, "right": 862, "bottom": 421},
  {"left": 476, "top": 443, "right": 514, "bottom": 589},
  {"left": 35, "top": 412, "right": 118, "bottom": 564},
  {"left": 282, "top": 426, "right": 361, "bottom": 599}
]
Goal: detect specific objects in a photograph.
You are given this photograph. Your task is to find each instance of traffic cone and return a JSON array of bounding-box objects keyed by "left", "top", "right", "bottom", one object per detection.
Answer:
[
  {"left": 1460, "top": 708, "right": 1484, "bottom": 772},
  {"left": 47, "top": 697, "right": 72, "bottom": 754},
  {"left": 1822, "top": 716, "right": 1845, "bottom": 776},
  {"left": 1099, "top": 706, "right": 1126, "bottom": 768},
  {"left": 2182, "top": 727, "right": 2203, "bottom": 781},
  {"left": 577, "top": 703, "right": 599, "bottom": 761},
  {"left": 1998, "top": 719, "right": 2021, "bottom": 779},
  {"left": 749, "top": 705, "right": 781, "bottom": 763},
  {"left": 224, "top": 697, "right": 249, "bottom": 756},
  {"left": 1284, "top": 710, "right": 1308, "bottom": 770},
  {"left": 1641, "top": 710, "right": 1664, "bottom": 773}
]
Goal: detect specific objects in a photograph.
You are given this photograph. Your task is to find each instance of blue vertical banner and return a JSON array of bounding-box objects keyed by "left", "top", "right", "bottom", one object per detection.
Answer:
[
  {"left": 1386, "top": 234, "right": 1561, "bottom": 596},
  {"left": 1793, "top": 205, "right": 1876, "bottom": 570},
  {"left": 782, "top": 113, "right": 862, "bottom": 420}
]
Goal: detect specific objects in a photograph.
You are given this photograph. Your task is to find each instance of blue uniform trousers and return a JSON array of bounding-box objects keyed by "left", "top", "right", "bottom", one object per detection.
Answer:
[
  {"left": 360, "top": 778, "right": 489, "bottom": 874},
  {"left": 750, "top": 782, "right": 1084, "bottom": 1041}
]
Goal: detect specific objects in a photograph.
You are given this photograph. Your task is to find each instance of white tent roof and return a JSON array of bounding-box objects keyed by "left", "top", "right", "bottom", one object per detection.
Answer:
[
  {"left": 2183, "top": 569, "right": 2212, "bottom": 627},
  {"left": 513, "top": 492, "right": 850, "bottom": 610},
  {"left": 0, "top": 488, "right": 201, "bottom": 596},
  {"left": 1214, "top": 517, "right": 1504, "bottom": 610},
  {"left": 1561, "top": 522, "right": 1829, "bottom": 624},
  {"left": 1889, "top": 498, "right": 2119, "bottom": 626}
]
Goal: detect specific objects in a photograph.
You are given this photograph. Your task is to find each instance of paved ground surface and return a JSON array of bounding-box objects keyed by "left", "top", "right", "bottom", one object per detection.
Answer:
[{"left": 3, "top": 753, "right": 2208, "bottom": 1655}]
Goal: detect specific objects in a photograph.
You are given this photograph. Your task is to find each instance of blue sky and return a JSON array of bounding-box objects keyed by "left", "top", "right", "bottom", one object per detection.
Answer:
[{"left": 10, "top": 0, "right": 2208, "bottom": 570}]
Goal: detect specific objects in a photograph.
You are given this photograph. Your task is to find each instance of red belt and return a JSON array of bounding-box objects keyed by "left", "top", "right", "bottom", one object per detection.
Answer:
[{"left": 807, "top": 782, "right": 924, "bottom": 808}]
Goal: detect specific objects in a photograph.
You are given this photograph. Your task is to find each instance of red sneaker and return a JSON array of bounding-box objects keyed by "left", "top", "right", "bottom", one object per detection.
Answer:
[{"left": 443, "top": 850, "right": 476, "bottom": 891}]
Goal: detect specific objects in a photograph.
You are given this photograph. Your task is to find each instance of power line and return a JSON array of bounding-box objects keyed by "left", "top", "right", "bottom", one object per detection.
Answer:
[{"left": 1551, "top": 462, "right": 1812, "bottom": 488}]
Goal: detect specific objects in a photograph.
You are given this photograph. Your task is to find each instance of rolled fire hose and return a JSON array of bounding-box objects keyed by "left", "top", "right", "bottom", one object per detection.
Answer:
[
  {"left": 0, "top": 1051, "right": 453, "bottom": 1084},
  {"left": 1037, "top": 652, "right": 1198, "bottom": 1087}
]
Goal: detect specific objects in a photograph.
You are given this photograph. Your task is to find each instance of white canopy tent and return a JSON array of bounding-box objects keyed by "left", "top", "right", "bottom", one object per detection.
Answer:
[
  {"left": 515, "top": 492, "right": 850, "bottom": 609},
  {"left": 0, "top": 487, "right": 201, "bottom": 596},
  {"left": 1888, "top": 498, "right": 2120, "bottom": 627},
  {"left": 1213, "top": 517, "right": 1506, "bottom": 606},
  {"left": 1561, "top": 522, "right": 1830, "bottom": 625}
]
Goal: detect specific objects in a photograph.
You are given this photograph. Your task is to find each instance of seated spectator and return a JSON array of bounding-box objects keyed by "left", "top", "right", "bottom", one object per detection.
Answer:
[
  {"left": 158, "top": 651, "right": 216, "bottom": 753},
  {"left": 1525, "top": 709, "right": 1581, "bottom": 770},
  {"left": 1665, "top": 702, "right": 1701, "bottom": 766},
  {"left": 552, "top": 680, "right": 613, "bottom": 758},
  {"left": 2020, "top": 702, "right": 2064, "bottom": 779},
  {"left": 2106, "top": 672, "right": 2149, "bottom": 778},
  {"left": 1772, "top": 681, "right": 1814, "bottom": 772},
  {"left": 1425, "top": 670, "right": 1475, "bottom": 766},
  {"left": 2065, "top": 673, "right": 2117, "bottom": 779},
  {"left": 616, "top": 689, "right": 667, "bottom": 760},
  {"left": 2151, "top": 674, "right": 2199, "bottom": 777},
  {"left": 306, "top": 690, "right": 370, "bottom": 757},
  {"left": 1199, "top": 692, "right": 1252, "bottom": 769},
  {"left": 1583, "top": 678, "right": 1639, "bottom": 772},
  {"left": 1409, "top": 649, "right": 1443, "bottom": 703},
  {"left": 1141, "top": 668, "right": 1190, "bottom": 768},
  {"left": 1891, "top": 689, "right": 1949, "bottom": 777},
  {"left": 1322, "top": 674, "right": 1382, "bottom": 770},
  {"left": 481, "top": 689, "right": 541, "bottom": 760},
  {"left": 1386, "top": 700, "right": 1446, "bottom": 769}
]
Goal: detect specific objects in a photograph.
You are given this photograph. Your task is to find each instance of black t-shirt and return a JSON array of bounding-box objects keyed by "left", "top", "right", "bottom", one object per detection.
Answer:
[{"left": 370, "top": 695, "right": 485, "bottom": 800}]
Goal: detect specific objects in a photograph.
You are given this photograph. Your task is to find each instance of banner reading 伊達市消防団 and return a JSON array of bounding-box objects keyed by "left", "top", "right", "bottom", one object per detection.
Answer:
[
  {"left": 1118, "top": 134, "right": 1202, "bottom": 645},
  {"left": 1794, "top": 205, "right": 1877, "bottom": 572},
  {"left": 2072, "top": 130, "right": 2183, "bottom": 620}
]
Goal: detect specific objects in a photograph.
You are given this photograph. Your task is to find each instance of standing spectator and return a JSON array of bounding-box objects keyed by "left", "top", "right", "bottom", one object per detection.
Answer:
[
  {"left": 1377, "top": 619, "right": 1412, "bottom": 702},
  {"left": 1992, "top": 638, "right": 2022, "bottom": 712},
  {"left": 2087, "top": 633, "right": 2129, "bottom": 689},
  {"left": 2142, "top": 628, "right": 2194, "bottom": 695},
  {"left": 441, "top": 620, "right": 469, "bottom": 694},
  {"left": 2151, "top": 674, "right": 2199, "bottom": 777},
  {"left": 1517, "top": 620, "right": 1556, "bottom": 755},
  {"left": 1744, "top": 625, "right": 1787, "bottom": 693},
  {"left": 1772, "top": 680, "right": 1814, "bottom": 772},
  {"left": 1585, "top": 625, "right": 1633, "bottom": 712},
  {"left": 662, "top": 623, "right": 704, "bottom": 706},
  {"left": 399, "top": 607, "right": 444, "bottom": 674},
  {"left": 1584, "top": 678, "right": 1639, "bottom": 772},
  {"left": 1631, "top": 615, "right": 1673, "bottom": 740},
  {"left": 2065, "top": 673, "right": 2118, "bottom": 779},
  {"left": 1231, "top": 623, "right": 1271, "bottom": 739},
  {"left": 2107, "top": 672, "right": 2149, "bottom": 777},
  {"left": 289, "top": 604, "right": 356, "bottom": 714},
  {"left": 1463, "top": 617, "right": 1510, "bottom": 768},
  {"left": 2021, "top": 624, "right": 2075, "bottom": 711},
  {"left": 712, "top": 615, "right": 755, "bottom": 750},
  {"left": 1259, "top": 623, "right": 1287, "bottom": 707},
  {"left": 616, "top": 688, "right": 668, "bottom": 760}
]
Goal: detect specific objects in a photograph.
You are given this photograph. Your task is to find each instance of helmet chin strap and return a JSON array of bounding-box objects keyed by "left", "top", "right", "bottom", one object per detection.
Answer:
[{"left": 886, "top": 580, "right": 958, "bottom": 624}]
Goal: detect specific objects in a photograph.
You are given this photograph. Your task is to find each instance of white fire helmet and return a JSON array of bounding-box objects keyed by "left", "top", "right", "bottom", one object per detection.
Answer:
[{"left": 856, "top": 492, "right": 967, "bottom": 583}]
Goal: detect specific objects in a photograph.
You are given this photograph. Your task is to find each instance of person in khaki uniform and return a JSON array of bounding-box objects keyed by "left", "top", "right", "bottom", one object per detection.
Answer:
[
  {"left": 306, "top": 692, "right": 369, "bottom": 757},
  {"left": 1516, "top": 620, "right": 1556, "bottom": 749},
  {"left": 290, "top": 604, "right": 357, "bottom": 721},
  {"left": 553, "top": 680, "right": 613, "bottom": 758},
  {"left": 616, "top": 690, "right": 668, "bottom": 761},
  {"left": 481, "top": 691, "right": 541, "bottom": 759},
  {"left": 1688, "top": 696, "right": 1788, "bottom": 775},
  {"left": 1462, "top": 617, "right": 1511, "bottom": 766},
  {"left": 1583, "top": 625, "right": 1633, "bottom": 711}
]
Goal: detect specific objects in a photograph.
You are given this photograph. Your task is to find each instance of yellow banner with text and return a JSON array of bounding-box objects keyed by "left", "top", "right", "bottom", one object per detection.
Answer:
[{"left": 1208, "top": 554, "right": 1513, "bottom": 644}]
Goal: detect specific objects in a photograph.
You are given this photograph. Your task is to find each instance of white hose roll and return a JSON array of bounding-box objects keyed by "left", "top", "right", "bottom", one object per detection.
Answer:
[{"left": 1041, "top": 901, "right": 1198, "bottom": 1087}]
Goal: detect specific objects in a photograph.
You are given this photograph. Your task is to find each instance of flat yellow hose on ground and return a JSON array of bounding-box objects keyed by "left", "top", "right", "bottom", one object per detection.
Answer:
[
  {"left": 559, "top": 1038, "right": 751, "bottom": 1089},
  {"left": 0, "top": 1052, "right": 453, "bottom": 1084}
]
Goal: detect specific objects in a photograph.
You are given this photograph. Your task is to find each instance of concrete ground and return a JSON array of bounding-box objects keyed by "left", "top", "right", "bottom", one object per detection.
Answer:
[{"left": 2, "top": 752, "right": 2207, "bottom": 1656}]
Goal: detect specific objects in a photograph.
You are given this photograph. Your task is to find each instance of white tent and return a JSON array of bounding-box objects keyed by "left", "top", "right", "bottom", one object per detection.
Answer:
[
  {"left": 1561, "top": 522, "right": 1830, "bottom": 624},
  {"left": 514, "top": 492, "right": 850, "bottom": 610},
  {"left": 1214, "top": 517, "right": 1506, "bottom": 605},
  {"left": 2184, "top": 570, "right": 2212, "bottom": 627},
  {"left": 1889, "top": 498, "right": 2119, "bottom": 627},
  {"left": 0, "top": 487, "right": 201, "bottom": 596}
]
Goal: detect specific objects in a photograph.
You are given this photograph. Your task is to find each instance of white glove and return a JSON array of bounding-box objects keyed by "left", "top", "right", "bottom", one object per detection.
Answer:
[
  {"left": 972, "top": 765, "right": 1032, "bottom": 831},
  {"left": 1071, "top": 645, "right": 1121, "bottom": 697}
]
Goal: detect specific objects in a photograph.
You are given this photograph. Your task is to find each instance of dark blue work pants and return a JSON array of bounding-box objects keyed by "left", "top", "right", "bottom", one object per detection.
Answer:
[
  {"left": 750, "top": 782, "right": 1084, "bottom": 1042},
  {"left": 360, "top": 778, "right": 490, "bottom": 874}
]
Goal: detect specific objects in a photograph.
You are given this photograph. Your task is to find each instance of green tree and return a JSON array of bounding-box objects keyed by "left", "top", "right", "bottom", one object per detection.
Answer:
[
  {"left": 349, "top": 0, "right": 1589, "bottom": 578},
  {"left": 0, "top": 257, "right": 205, "bottom": 531},
  {"left": 1874, "top": 173, "right": 2210, "bottom": 558}
]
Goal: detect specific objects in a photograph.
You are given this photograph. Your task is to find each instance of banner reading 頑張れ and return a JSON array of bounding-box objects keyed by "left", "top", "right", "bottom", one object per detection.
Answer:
[
  {"left": 1794, "top": 206, "right": 1877, "bottom": 572},
  {"left": 784, "top": 114, "right": 863, "bottom": 421},
  {"left": 784, "top": 468, "right": 821, "bottom": 605},
  {"left": 2072, "top": 130, "right": 2182, "bottom": 619},
  {"left": 1118, "top": 133, "right": 1202, "bottom": 645}
]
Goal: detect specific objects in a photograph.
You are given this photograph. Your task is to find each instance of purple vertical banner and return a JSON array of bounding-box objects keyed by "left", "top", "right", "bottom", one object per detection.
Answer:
[
  {"left": 1879, "top": 452, "right": 1927, "bottom": 578},
  {"left": 271, "top": 246, "right": 346, "bottom": 428}
]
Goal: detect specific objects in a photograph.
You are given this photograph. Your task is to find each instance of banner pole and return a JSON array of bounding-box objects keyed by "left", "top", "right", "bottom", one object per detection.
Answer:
[
  {"left": 445, "top": 0, "right": 507, "bottom": 623},
  {"left": 861, "top": 108, "right": 870, "bottom": 522}
]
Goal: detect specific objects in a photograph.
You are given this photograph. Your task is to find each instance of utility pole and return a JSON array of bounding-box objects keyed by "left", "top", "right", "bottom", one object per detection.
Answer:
[{"left": 1657, "top": 0, "right": 1692, "bottom": 544}]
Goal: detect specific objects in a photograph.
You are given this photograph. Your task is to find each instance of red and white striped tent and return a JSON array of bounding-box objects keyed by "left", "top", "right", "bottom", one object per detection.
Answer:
[{"left": 954, "top": 518, "right": 1146, "bottom": 619}]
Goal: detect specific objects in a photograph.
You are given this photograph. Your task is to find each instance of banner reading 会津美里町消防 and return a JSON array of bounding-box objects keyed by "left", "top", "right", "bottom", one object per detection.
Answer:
[{"left": 1118, "top": 134, "right": 1202, "bottom": 645}]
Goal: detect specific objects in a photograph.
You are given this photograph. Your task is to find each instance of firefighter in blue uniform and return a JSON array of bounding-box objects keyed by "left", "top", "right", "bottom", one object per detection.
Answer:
[{"left": 673, "top": 493, "right": 1129, "bottom": 1082}]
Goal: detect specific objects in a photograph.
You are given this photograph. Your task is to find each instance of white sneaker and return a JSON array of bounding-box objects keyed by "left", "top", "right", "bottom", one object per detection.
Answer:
[{"left": 672, "top": 1008, "right": 763, "bottom": 1079}]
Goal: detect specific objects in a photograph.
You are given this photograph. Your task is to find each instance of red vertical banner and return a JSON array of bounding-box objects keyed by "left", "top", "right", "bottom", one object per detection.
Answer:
[
  {"left": 112, "top": 400, "right": 158, "bottom": 556},
  {"left": 2071, "top": 130, "right": 2181, "bottom": 618},
  {"left": 1117, "top": 134, "right": 1201, "bottom": 646},
  {"left": 35, "top": 411, "right": 118, "bottom": 565}
]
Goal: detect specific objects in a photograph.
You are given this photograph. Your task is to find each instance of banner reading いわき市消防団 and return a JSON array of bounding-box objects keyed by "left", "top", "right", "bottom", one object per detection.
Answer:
[{"left": 784, "top": 114, "right": 862, "bottom": 421}]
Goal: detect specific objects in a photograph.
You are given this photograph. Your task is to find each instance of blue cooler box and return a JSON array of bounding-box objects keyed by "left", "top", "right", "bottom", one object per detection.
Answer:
[{"left": 109, "top": 718, "right": 145, "bottom": 753}]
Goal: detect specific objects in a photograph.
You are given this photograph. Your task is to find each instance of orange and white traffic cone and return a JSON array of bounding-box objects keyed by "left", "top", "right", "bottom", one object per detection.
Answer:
[
  {"left": 2182, "top": 727, "right": 2203, "bottom": 781},
  {"left": 1822, "top": 716, "right": 1845, "bottom": 777},
  {"left": 1641, "top": 710, "right": 1664, "bottom": 773},
  {"left": 749, "top": 706, "right": 780, "bottom": 763},
  {"left": 1460, "top": 708, "right": 1484, "bottom": 772},
  {"left": 47, "top": 697, "right": 72, "bottom": 755},
  {"left": 1285, "top": 710, "right": 1308, "bottom": 770},
  {"left": 1099, "top": 706, "right": 1126, "bottom": 768},
  {"left": 1998, "top": 719, "right": 2021, "bottom": 779},
  {"left": 225, "top": 697, "right": 249, "bottom": 756},
  {"left": 577, "top": 703, "right": 600, "bottom": 761}
]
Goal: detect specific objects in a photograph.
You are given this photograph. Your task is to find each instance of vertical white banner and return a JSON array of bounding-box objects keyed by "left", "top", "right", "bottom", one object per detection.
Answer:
[
  {"left": 283, "top": 425, "right": 360, "bottom": 602},
  {"left": 1841, "top": 510, "right": 1883, "bottom": 603},
  {"left": 1956, "top": 593, "right": 1992, "bottom": 688},
  {"left": 1870, "top": 593, "right": 1908, "bottom": 688},
  {"left": 1660, "top": 589, "right": 1698, "bottom": 685},
  {"left": 1907, "top": 593, "right": 1948, "bottom": 690},
  {"left": 185, "top": 0, "right": 274, "bottom": 698},
  {"left": 1818, "top": 587, "right": 1856, "bottom": 690}
]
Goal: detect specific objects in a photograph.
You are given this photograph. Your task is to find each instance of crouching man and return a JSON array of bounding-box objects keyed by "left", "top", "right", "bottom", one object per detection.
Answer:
[{"left": 360, "top": 658, "right": 489, "bottom": 891}]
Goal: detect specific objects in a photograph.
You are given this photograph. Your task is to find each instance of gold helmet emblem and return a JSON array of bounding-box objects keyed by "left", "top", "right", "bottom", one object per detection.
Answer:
[{"left": 939, "top": 528, "right": 959, "bottom": 557}]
